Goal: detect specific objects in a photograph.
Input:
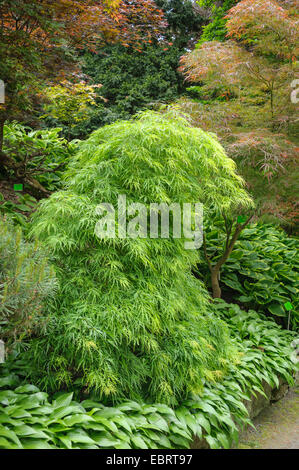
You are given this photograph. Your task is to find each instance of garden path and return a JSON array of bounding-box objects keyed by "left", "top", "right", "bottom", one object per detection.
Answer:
[{"left": 238, "top": 384, "right": 299, "bottom": 449}]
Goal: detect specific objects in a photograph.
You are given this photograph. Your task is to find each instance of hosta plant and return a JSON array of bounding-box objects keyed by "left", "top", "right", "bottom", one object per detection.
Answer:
[
  {"left": 0, "top": 301, "right": 296, "bottom": 449},
  {"left": 199, "top": 221, "right": 299, "bottom": 329}
]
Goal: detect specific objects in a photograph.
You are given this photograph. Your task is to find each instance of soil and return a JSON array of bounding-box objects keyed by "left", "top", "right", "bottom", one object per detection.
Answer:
[{"left": 237, "top": 384, "right": 299, "bottom": 449}]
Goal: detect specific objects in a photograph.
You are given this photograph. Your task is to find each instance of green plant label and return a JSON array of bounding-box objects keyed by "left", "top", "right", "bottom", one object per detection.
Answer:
[
  {"left": 284, "top": 302, "right": 293, "bottom": 311},
  {"left": 14, "top": 184, "right": 23, "bottom": 191},
  {"left": 237, "top": 215, "right": 247, "bottom": 224}
]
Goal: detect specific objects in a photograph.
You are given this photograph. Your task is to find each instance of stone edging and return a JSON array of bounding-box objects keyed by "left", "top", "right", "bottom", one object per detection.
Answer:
[{"left": 190, "top": 376, "right": 294, "bottom": 449}]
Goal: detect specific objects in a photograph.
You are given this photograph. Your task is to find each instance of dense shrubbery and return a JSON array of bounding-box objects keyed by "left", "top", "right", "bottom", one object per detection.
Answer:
[
  {"left": 23, "top": 111, "right": 252, "bottom": 403},
  {"left": 0, "top": 193, "right": 37, "bottom": 228},
  {"left": 65, "top": 44, "right": 186, "bottom": 138},
  {"left": 198, "top": 221, "right": 299, "bottom": 329},
  {"left": 2, "top": 122, "right": 76, "bottom": 192},
  {"left": 0, "top": 217, "right": 57, "bottom": 352},
  {"left": 197, "top": 1, "right": 238, "bottom": 44},
  {"left": 42, "top": 1, "right": 206, "bottom": 140},
  {"left": 0, "top": 302, "right": 296, "bottom": 449}
]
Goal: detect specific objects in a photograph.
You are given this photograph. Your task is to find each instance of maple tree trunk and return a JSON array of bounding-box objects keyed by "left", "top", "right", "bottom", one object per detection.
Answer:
[
  {"left": 211, "top": 268, "right": 221, "bottom": 299},
  {"left": 204, "top": 215, "right": 255, "bottom": 300}
]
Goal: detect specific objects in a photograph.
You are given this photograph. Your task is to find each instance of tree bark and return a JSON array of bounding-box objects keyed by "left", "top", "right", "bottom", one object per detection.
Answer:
[
  {"left": 203, "top": 214, "right": 255, "bottom": 299},
  {"left": 0, "top": 114, "right": 5, "bottom": 153},
  {"left": 211, "top": 268, "right": 221, "bottom": 299}
]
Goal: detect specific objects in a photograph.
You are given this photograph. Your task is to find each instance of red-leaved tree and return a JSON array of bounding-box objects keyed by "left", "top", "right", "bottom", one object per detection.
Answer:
[{"left": 0, "top": 0, "right": 167, "bottom": 192}]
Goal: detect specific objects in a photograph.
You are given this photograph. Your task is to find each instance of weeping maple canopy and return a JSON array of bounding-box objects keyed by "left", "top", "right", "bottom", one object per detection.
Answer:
[{"left": 27, "top": 111, "right": 252, "bottom": 404}]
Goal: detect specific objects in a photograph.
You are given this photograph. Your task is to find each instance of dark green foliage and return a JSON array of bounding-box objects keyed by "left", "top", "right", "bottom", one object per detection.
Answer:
[
  {"left": 0, "top": 302, "right": 296, "bottom": 449},
  {"left": 66, "top": 3, "right": 206, "bottom": 139},
  {"left": 64, "top": 1, "right": 206, "bottom": 139},
  {"left": 24, "top": 111, "right": 252, "bottom": 404},
  {"left": 156, "top": 0, "right": 204, "bottom": 45},
  {"left": 197, "top": 1, "right": 238, "bottom": 44},
  {"left": 0, "top": 192, "right": 37, "bottom": 228},
  {"left": 0, "top": 217, "right": 57, "bottom": 351},
  {"left": 199, "top": 221, "right": 299, "bottom": 329},
  {"left": 3, "top": 122, "right": 77, "bottom": 191},
  {"left": 68, "top": 44, "right": 185, "bottom": 138}
]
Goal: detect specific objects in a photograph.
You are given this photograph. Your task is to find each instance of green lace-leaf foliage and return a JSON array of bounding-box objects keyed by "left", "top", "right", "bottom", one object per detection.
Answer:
[
  {"left": 0, "top": 217, "right": 57, "bottom": 351},
  {"left": 26, "top": 111, "right": 253, "bottom": 404}
]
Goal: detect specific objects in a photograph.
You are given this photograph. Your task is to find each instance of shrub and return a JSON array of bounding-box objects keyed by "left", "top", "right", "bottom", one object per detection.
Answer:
[
  {"left": 0, "top": 217, "right": 57, "bottom": 352},
  {"left": 0, "top": 192, "right": 37, "bottom": 228},
  {"left": 2, "top": 122, "right": 77, "bottom": 193},
  {"left": 25, "top": 110, "right": 252, "bottom": 404},
  {"left": 73, "top": 43, "right": 186, "bottom": 138}
]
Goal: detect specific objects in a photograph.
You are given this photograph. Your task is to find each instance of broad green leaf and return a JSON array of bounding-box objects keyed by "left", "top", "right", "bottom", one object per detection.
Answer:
[
  {"left": 131, "top": 434, "right": 148, "bottom": 449},
  {"left": 66, "top": 431, "right": 96, "bottom": 445},
  {"left": 52, "top": 392, "right": 73, "bottom": 408},
  {"left": 0, "top": 425, "right": 22, "bottom": 447},
  {"left": 21, "top": 439, "right": 53, "bottom": 449},
  {"left": 63, "top": 414, "right": 94, "bottom": 427},
  {"left": 15, "top": 384, "right": 40, "bottom": 394}
]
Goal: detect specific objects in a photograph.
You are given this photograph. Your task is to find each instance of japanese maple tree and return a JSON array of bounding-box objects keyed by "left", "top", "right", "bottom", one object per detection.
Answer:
[
  {"left": 180, "top": 0, "right": 299, "bottom": 123},
  {"left": 0, "top": 0, "right": 166, "bottom": 193}
]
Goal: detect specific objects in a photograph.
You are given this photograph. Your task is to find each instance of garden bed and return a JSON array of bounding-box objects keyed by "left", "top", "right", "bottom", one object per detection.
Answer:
[{"left": 0, "top": 302, "right": 297, "bottom": 450}]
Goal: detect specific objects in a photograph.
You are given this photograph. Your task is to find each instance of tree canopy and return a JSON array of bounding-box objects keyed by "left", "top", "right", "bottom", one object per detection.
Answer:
[
  {"left": 0, "top": 0, "right": 166, "bottom": 123},
  {"left": 26, "top": 111, "right": 252, "bottom": 403}
]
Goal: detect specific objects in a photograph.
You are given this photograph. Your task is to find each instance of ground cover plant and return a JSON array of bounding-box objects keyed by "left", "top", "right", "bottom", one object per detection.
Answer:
[
  {"left": 198, "top": 220, "right": 299, "bottom": 330},
  {"left": 0, "top": 302, "right": 297, "bottom": 449},
  {"left": 0, "top": 192, "right": 37, "bottom": 228}
]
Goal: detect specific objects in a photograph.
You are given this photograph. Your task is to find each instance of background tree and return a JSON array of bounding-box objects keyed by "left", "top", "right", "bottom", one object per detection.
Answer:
[
  {"left": 41, "top": 80, "right": 105, "bottom": 139},
  {"left": 53, "top": 1, "right": 207, "bottom": 138},
  {"left": 79, "top": 43, "right": 186, "bottom": 135},
  {"left": 155, "top": 0, "right": 205, "bottom": 47},
  {"left": 178, "top": 0, "right": 299, "bottom": 231},
  {"left": 181, "top": 0, "right": 299, "bottom": 125},
  {"left": 0, "top": 0, "right": 166, "bottom": 191}
]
